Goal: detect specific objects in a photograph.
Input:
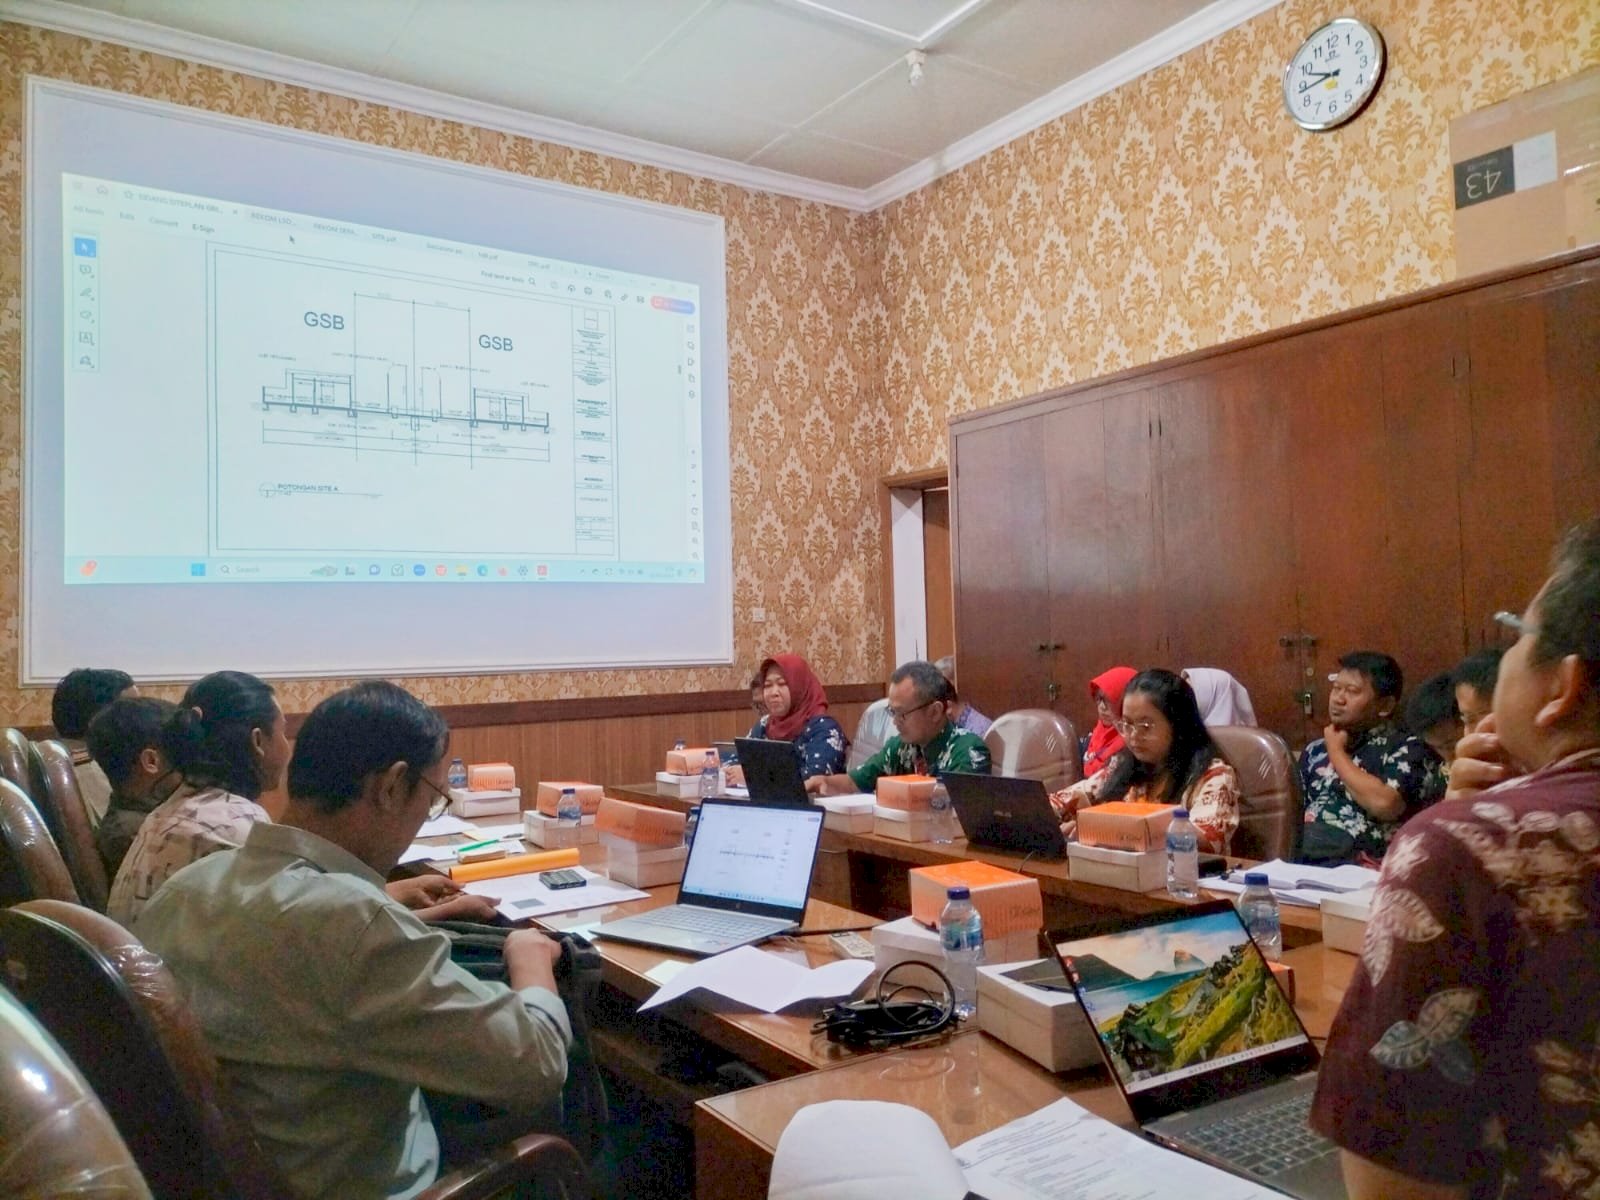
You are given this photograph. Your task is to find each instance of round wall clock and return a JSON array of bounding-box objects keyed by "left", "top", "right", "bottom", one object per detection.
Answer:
[{"left": 1283, "top": 17, "right": 1385, "bottom": 131}]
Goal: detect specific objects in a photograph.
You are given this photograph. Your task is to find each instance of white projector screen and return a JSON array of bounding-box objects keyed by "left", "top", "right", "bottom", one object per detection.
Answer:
[{"left": 24, "top": 79, "right": 732, "bottom": 684}]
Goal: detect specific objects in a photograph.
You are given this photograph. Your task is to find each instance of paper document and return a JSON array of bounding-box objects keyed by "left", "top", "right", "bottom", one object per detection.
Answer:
[
  {"left": 464, "top": 822, "right": 526, "bottom": 841},
  {"left": 398, "top": 843, "right": 457, "bottom": 866},
  {"left": 1205, "top": 859, "right": 1378, "bottom": 907},
  {"left": 463, "top": 868, "right": 648, "bottom": 920},
  {"left": 955, "top": 1097, "right": 1278, "bottom": 1200},
  {"left": 638, "top": 944, "right": 873, "bottom": 1013},
  {"left": 417, "top": 814, "right": 472, "bottom": 837}
]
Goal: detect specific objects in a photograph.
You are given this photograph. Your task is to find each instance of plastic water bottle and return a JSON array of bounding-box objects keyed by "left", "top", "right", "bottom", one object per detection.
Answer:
[
  {"left": 698, "top": 751, "right": 719, "bottom": 801},
  {"left": 929, "top": 781, "right": 955, "bottom": 844},
  {"left": 673, "top": 737, "right": 687, "bottom": 752},
  {"left": 557, "top": 786, "right": 581, "bottom": 828},
  {"left": 938, "top": 885, "right": 985, "bottom": 1020},
  {"left": 447, "top": 757, "right": 467, "bottom": 790},
  {"left": 1165, "top": 808, "right": 1200, "bottom": 901},
  {"left": 1238, "top": 872, "right": 1282, "bottom": 961}
]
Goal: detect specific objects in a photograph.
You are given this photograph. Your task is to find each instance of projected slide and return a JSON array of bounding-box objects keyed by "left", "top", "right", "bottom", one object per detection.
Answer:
[{"left": 62, "top": 174, "right": 704, "bottom": 585}]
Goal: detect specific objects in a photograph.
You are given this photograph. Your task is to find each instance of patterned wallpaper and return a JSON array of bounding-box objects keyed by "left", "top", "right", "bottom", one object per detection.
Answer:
[
  {"left": 876, "top": 0, "right": 1600, "bottom": 470},
  {"left": 0, "top": 21, "right": 891, "bottom": 724},
  {"left": 2, "top": 0, "right": 1596, "bottom": 723}
]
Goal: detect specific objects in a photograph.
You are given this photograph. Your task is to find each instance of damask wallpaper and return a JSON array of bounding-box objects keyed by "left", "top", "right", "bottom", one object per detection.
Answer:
[{"left": 1, "top": 0, "right": 1595, "bottom": 723}]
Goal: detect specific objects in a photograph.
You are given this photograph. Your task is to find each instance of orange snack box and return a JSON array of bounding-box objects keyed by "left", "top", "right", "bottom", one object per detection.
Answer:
[
  {"left": 664, "top": 747, "right": 719, "bottom": 775},
  {"left": 1075, "top": 801, "right": 1176, "bottom": 852},
  {"left": 595, "top": 797, "right": 687, "bottom": 847},
  {"left": 875, "top": 774, "right": 937, "bottom": 811},
  {"left": 534, "top": 782, "right": 606, "bottom": 816},
  {"left": 466, "top": 762, "right": 516, "bottom": 792},
  {"left": 908, "top": 860, "right": 1044, "bottom": 941}
]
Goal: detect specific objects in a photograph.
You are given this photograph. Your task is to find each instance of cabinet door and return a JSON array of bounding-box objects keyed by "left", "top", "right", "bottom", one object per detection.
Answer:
[
  {"left": 951, "top": 414, "right": 1052, "bottom": 715},
  {"left": 1156, "top": 364, "right": 1303, "bottom": 742}
]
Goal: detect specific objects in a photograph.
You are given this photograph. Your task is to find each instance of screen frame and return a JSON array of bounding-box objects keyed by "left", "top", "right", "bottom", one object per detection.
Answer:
[{"left": 679, "top": 799, "right": 824, "bottom": 919}]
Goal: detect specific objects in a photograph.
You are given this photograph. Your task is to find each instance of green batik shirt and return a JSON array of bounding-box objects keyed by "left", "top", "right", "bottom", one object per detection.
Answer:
[{"left": 848, "top": 721, "right": 992, "bottom": 792}]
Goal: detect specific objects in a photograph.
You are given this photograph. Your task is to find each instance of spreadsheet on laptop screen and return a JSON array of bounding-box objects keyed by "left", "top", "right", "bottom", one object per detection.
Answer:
[{"left": 680, "top": 804, "right": 822, "bottom": 908}]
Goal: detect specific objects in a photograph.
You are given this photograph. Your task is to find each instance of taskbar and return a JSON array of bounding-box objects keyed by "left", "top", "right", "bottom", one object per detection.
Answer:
[{"left": 63, "top": 556, "right": 705, "bottom": 585}]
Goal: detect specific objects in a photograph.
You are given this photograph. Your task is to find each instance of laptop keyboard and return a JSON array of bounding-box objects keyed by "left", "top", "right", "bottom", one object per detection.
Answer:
[
  {"left": 626, "top": 907, "right": 781, "bottom": 939},
  {"left": 1178, "top": 1090, "right": 1335, "bottom": 1178}
]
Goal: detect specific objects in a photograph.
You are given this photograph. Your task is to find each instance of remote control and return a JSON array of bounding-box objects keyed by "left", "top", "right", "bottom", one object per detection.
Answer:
[
  {"left": 829, "top": 931, "right": 876, "bottom": 960},
  {"left": 539, "top": 868, "right": 587, "bottom": 890}
]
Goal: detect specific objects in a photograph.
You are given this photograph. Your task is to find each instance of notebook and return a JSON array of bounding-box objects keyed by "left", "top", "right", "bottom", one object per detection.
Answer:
[
  {"left": 734, "top": 736, "right": 810, "bottom": 805},
  {"left": 593, "top": 800, "right": 825, "bottom": 956},
  {"left": 1052, "top": 901, "right": 1347, "bottom": 1200},
  {"left": 942, "top": 772, "right": 1067, "bottom": 858}
]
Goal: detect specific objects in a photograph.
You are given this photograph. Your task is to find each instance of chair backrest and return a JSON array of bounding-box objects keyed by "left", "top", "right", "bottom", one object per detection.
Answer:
[
  {"left": 0, "top": 778, "right": 80, "bottom": 905},
  {"left": 1209, "top": 725, "right": 1301, "bottom": 861},
  {"left": 983, "top": 709, "right": 1081, "bottom": 792},
  {"left": 0, "top": 900, "right": 287, "bottom": 1200},
  {"left": 0, "top": 980, "right": 155, "bottom": 1199},
  {"left": 31, "top": 738, "right": 111, "bottom": 911},
  {"left": 847, "top": 697, "right": 892, "bottom": 773},
  {"left": 0, "top": 727, "right": 36, "bottom": 799}
]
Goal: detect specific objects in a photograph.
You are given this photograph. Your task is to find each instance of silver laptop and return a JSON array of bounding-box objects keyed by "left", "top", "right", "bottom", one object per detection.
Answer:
[
  {"left": 1053, "top": 901, "right": 1347, "bottom": 1200},
  {"left": 593, "top": 800, "right": 824, "bottom": 956}
]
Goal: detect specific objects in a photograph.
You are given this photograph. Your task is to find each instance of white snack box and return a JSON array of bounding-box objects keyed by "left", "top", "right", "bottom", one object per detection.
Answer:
[
  {"left": 448, "top": 786, "right": 521, "bottom": 819},
  {"left": 869, "top": 916, "right": 1040, "bottom": 978},
  {"left": 1067, "top": 842, "right": 1165, "bottom": 893},
  {"left": 873, "top": 805, "right": 936, "bottom": 842},
  {"left": 1320, "top": 889, "right": 1376, "bottom": 954},
  {"left": 655, "top": 771, "right": 706, "bottom": 796},
  {"left": 976, "top": 959, "right": 1102, "bottom": 1072},
  {"left": 522, "top": 811, "right": 598, "bottom": 849},
  {"left": 606, "top": 842, "right": 688, "bottom": 888},
  {"left": 817, "top": 795, "right": 875, "bottom": 833}
]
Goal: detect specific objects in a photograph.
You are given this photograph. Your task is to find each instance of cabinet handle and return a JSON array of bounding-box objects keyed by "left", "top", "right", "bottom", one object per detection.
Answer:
[
  {"left": 1278, "top": 635, "right": 1296, "bottom": 648},
  {"left": 1046, "top": 681, "right": 1061, "bottom": 701}
]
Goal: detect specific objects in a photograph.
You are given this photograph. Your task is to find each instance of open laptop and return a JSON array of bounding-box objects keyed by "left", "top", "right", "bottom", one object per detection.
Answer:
[
  {"left": 734, "top": 736, "right": 810, "bottom": 806},
  {"left": 1052, "top": 901, "right": 1346, "bottom": 1200},
  {"left": 943, "top": 773, "right": 1067, "bottom": 858},
  {"left": 593, "top": 800, "right": 824, "bottom": 956}
]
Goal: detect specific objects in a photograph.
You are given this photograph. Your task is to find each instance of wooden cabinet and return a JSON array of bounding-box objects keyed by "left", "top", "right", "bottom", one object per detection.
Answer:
[{"left": 950, "top": 248, "right": 1600, "bottom": 748}]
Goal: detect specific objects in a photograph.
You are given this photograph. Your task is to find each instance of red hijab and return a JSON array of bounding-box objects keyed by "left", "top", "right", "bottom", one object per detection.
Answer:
[
  {"left": 1083, "top": 666, "right": 1137, "bottom": 776},
  {"left": 760, "top": 654, "right": 829, "bottom": 742}
]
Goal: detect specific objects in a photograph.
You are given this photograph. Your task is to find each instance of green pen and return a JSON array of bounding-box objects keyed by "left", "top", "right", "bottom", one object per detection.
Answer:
[{"left": 453, "top": 837, "right": 503, "bottom": 855}]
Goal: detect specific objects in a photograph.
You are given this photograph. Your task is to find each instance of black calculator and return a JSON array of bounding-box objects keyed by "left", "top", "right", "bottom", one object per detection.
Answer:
[{"left": 539, "top": 868, "right": 586, "bottom": 890}]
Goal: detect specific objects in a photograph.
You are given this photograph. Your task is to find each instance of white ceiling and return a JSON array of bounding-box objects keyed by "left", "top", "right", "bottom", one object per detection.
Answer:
[{"left": 9, "top": 0, "right": 1282, "bottom": 208}]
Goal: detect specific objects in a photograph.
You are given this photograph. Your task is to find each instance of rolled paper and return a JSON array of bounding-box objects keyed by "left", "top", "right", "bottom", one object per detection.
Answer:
[{"left": 449, "top": 846, "right": 580, "bottom": 883}]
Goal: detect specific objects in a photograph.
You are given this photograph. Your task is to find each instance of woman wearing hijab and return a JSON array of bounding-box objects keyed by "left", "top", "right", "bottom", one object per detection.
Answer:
[
  {"left": 729, "top": 654, "right": 848, "bottom": 780},
  {"left": 1081, "top": 666, "right": 1137, "bottom": 777},
  {"left": 1182, "top": 667, "right": 1258, "bottom": 727}
]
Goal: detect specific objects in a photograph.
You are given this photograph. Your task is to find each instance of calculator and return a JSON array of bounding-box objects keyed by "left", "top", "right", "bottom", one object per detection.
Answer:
[{"left": 539, "top": 868, "right": 587, "bottom": 890}]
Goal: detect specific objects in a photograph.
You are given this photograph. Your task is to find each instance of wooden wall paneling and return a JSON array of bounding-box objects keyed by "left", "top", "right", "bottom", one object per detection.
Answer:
[
  {"left": 1042, "top": 399, "right": 1112, "bottom": 730},
  {"left": 1100, "top": 391, "right": 1166, "bottom": 699},
  {"left": 1156, "top": 364, "right": 1302, "bottom": 742},
  {"left": 1542, "top": 277, "right": 1600, "bottom": 537},
  {"left": 951, "top": 415, "right": 1053, "bottom": 715},
  {"left": 921, "top": 489, "right": 955, "bottom": 665}
]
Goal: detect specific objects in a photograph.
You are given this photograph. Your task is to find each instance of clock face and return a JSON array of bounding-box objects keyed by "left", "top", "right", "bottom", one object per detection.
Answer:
[{"left": 1283, "top": 18, "right": 1385, "bottom": 131}]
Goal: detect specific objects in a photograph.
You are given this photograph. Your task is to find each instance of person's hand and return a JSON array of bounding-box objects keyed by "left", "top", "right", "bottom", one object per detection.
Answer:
[
  {"left": 804, "top": 775, "right": 826, "bottom": 796},
  {"left": 385, "top": 874, "right": 462, "bottom": 910},
  {"left": 1060, "top": 819, "right": 1077, "bottom": 842},
  {"left": 1323, "top": 725, "right": 1350, "bottom": 757},
  {"left": 1447, "top": 713, "right": 1515, "bottom": 800},
  {"left": 503, "top": 929, "right": 562, "bottom": 993},
  {"left": 724, "top": 765, "right": 745, "bottom": 788},
  {"left": 414, "top": 892, "right": 501, "bottom": 923}
]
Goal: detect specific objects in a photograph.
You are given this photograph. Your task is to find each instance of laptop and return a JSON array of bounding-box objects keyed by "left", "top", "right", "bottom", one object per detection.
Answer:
[
  {"left": 943, "top": 773, "right": 1067, "bottom": 858},
  {"left": 733, "top": 736, "right": 810, "bottom": 805},
  {"left": 592, "top": 800, "right": 825, "bottom": 956},
  {"left": 1052, "top": 901, "right": 1346, "bottom": 1200}
]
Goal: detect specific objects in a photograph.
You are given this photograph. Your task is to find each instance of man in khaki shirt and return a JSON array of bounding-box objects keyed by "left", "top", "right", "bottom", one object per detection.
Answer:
[{"left": 137, "top": 682, "right": 570, "bottom": 1200}]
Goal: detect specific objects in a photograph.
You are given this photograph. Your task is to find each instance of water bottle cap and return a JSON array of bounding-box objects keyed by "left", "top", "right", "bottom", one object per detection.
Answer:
[
  {"left": 1244, "top": 872, "right": 1268, "bottom": 886},
  {"left": 562, "top": 786, "right": 575, "bottom": 793},
  {"left": 1172, "top": 807, "right": 1189, "bottom": 819},
  {"left": 946, "top": 885, "right": 971, "bottom": 900}
]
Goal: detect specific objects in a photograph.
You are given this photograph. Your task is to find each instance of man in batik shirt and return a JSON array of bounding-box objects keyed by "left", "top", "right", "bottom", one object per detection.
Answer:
[
  {"left": 1299, "top": 650, "right": 1441, "bottom": 862},
  {"left": 1311, "top": 518, "right": 1600, "bottom": 1200}
]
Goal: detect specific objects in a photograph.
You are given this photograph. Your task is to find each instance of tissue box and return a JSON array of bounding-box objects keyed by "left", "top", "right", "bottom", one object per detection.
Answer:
[
  {"left": 1320, "top": 890, "right": 1376, "bottom": 954},
  {"left": 665, "top": 747, "right": 719, "bottom": 775},
  {"left": 605, "top": 839, "right": 688, "bottom": 888},
  {"left": 535, "top": 782, "right": 605, "bottom": 816},
  {"left": 908, "top": 861, "right": 1043, "bottom": 942},
  {"left": 1075, "top": 802, "right": 1174, "bottom": 852},
  {"left": 875, "top": 774, "right": 936, "bottom": 811},
  {"left": 448, "top": 787, "right": 521, "bottom": 818},
  {"left": 1067, "top": 842, "right": 1166, "bottom": 892},
  {"left": 873, "top": 805, "right": 937, "bottom": 842},
  {"left": 522, "top": 811, "right": 598, "bottom": 848},
  {"left": 596, "top": 797, "right": 686, "bottom": 847},
  {"left": 817, "top": 795, "right": 875, "bottom": 833},
  {"left": 870, "top": 916, "right": 1040, "bottom": 976},
  {"left": 467, "top": 762, "right": 516, "bottom": 792},
  {"left": 977, "top": 960, "right": 1102, "bottom": 1072}
]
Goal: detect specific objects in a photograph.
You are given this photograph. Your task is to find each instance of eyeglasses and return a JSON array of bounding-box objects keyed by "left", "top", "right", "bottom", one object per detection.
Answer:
[
  {"left": 1494, "top": 610, "right": 1534, "bottom": 638},
  {"left": 887, "top": 698, "right": 938, "bottom": 724},
  {"left": 1114, "top": 719, "right": 1159, "bottom": 737},
  {"left": 418, "top": 775, "right": 452, "bottom": 820}
]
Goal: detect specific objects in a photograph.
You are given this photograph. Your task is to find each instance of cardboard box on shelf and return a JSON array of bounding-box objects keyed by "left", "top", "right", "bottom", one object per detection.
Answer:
[{"left": 1075, "top": 801, "right": 1175, "bottom": 852}]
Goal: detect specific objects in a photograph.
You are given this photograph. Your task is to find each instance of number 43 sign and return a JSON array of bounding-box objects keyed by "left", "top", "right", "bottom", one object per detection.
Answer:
[{"left": 1453, "top": 131, "right": 1558, "bottom": 210}]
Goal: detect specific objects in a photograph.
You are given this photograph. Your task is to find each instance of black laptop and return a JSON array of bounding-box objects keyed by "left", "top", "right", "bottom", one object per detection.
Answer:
[
  {"left": 733, "top": 736, "right": 810, "bottom": 805},
  {"left": 1052, "top": 902, "right": 1346, "bottom": 1199},
  {"left": 943, "top": 773, "right": 1068, "bottom": 858}
]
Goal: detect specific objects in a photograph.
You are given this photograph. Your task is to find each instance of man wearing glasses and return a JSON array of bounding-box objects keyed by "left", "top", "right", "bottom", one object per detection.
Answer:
[
  {"left": 1298, "top": 650, "right": 1442, "bottom": 864},
  {"left": 807, "top": 660, "right": 991, "bottom": 796}
]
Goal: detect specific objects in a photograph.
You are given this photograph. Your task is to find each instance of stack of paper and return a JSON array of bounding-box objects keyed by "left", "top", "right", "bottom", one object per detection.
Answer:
[
  {"left": 638, "top": 944, "right": 873, "bottom": 1012},
  {"left": 1203, "top": 859, "right": 1378, "bottom": 907}
]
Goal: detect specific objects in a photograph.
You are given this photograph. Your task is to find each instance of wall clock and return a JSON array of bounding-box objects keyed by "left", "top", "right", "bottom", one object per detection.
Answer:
[{"left": 1283, "top": 17, "right": 1385, "bottom": 131}]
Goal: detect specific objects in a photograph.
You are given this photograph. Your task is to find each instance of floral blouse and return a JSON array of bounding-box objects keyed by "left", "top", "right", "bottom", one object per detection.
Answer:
[
  {"left": 1050, "top": 756, "right": 1241, "bottom": 854},
  {"left": 1298, "top": 722, "right": 1443, "bottom": 860},
  {"left": 735, "top": 713, "right": 848, "bottom": 779}
]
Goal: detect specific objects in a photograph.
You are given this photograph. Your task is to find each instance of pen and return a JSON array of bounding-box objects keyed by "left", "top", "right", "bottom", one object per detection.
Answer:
[
  {"left": 784, "top": 925, "right": 877, "bottom": 937},
  {"left": 453, "top": 837, "right": 502, "bottom": 854}
]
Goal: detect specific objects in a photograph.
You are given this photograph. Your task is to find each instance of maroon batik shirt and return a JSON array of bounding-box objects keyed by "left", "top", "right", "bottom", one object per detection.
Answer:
[{"left": 1310, "top": 749, "right": 1600, "bottom": 1199}]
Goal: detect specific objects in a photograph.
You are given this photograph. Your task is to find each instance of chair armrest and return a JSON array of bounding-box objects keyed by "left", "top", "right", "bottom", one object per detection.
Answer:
[{"left": 419, "top": 1132, "right": 587, "bottom": 1200}]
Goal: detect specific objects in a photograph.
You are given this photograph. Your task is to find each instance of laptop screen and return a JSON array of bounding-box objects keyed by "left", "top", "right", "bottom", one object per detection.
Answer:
[
  {"left": 679, "top": 800, "right": 823, "bottom": 914},
  {"left": 1056, "top": 906, "right": 1312, "bottom": 1096}
]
